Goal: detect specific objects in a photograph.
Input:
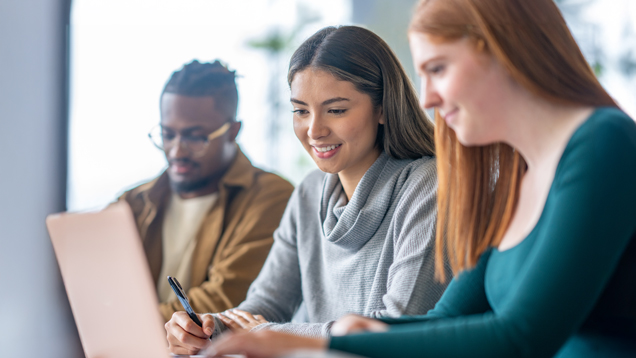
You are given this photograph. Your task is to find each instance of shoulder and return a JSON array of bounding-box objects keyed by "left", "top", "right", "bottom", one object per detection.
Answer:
[
  {"left": 393, "top": 155, "right": 438, "bottom": 199},
  {"left": 561, "top": 107, "right": 636, "bottom": 172},
  {"left": 267, "top": 169, "right": 325, "bottom": 213},
  {"left": 252, "top": 169, "right": 294, "bottom": 196},
  {"left": 401, "top": 155, "right": 437, "bottom": 182},
  {"left": 295, "top": 169, "right": 327, "bottom": 196},
  {"left": 384, "top": 155, "right": 438, "bottom": 225},
  {"left": 118, "top": 173, "right": 163, "bottom": 201},
  {"left": 556, "top": 107, "right": 636, "bottom": 190},
  {"left": 574, "top": 107, "right": 636, "bottom": 142}
]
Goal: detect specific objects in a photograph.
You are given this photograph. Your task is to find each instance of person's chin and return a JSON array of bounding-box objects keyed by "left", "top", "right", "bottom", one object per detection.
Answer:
[
  {"left": 168, "top": 171, "right": 193, "bottom": 183},
  {"left": 455, "top": 133, "right": 477, "bottom": 147},
  {"left": 315, "top": 161, "right": 342, "bottom": 174},
  {"left": 454, "top": 130, "right": 492, "bottom": 147},
  {"left": 169, "top": 178, "right": 204, "bottom": 193}
]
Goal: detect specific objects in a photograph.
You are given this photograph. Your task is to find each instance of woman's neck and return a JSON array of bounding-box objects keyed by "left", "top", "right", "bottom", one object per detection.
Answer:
[
  {"left": 338, "top": 149, "right": 382, "bottom": 201},
  {"left": 497, "top": 92, "right": 593, "bottom": 172}
]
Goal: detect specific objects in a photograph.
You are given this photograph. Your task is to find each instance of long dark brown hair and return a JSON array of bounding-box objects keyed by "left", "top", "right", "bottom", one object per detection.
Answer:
[{"left": 410, "top": 0, "right": 618, "bottom": 280}]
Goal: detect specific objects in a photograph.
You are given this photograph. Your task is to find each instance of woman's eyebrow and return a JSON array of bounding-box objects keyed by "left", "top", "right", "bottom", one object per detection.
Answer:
[
  {"left": 419, "top": 55, "right": 445, "bottom": 71},
  {"left": 322, "top": 97, "right": 349, "bottom": 105},
  {"left": 290, "top": 97, "right": 350, "bottom": 106}
]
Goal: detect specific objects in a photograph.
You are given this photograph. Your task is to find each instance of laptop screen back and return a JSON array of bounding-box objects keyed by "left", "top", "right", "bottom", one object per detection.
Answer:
[{"left": 47, "top": 202, "right": 169, "bottom": 358}]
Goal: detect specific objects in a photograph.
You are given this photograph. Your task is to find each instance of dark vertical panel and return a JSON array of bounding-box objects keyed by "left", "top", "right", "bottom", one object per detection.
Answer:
[{"left": 0, "top": 0, "right": 83, "bottom": 357}]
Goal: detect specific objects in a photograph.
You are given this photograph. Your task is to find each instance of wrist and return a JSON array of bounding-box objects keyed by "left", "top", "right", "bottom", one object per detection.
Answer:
[{"left": 305, "top": 337, "right": 328, "bottom": 350}]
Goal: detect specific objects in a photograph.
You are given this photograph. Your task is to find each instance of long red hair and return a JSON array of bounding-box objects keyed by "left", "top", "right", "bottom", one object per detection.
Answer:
[{"left": 409, "top": 0, "right": 618, "bottom": 281}]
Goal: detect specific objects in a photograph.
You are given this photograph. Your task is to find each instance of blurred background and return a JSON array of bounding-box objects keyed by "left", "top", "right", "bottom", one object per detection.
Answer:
[{"left": 1, "top": 0, "right": 635, "bottom": 357}]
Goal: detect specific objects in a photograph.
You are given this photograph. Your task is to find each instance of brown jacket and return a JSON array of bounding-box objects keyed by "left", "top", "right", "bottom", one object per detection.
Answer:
[{"left": 119, "top": 148, "right": 293, "bottom": 321}]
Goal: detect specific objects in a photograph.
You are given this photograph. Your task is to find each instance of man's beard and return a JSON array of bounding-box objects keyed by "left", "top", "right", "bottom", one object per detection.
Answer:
[{"left": 170, "top": 173, "right": 219, "bottom": 194}]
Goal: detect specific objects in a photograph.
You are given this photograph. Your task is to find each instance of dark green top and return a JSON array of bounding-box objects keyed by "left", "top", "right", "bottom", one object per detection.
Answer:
[{"left": 329, "top": 107, "right": 636, "bottom": 358}]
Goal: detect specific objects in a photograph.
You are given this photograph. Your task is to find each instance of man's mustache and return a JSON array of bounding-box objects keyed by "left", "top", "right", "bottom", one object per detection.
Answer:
[{"left": 169, "top": 159, "right": 200, "bottom": 167}]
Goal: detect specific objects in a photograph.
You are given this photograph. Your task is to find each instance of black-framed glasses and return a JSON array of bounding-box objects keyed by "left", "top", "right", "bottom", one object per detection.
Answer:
[{"left": 148, "top": 122, "right": 231, "bottom": 155}]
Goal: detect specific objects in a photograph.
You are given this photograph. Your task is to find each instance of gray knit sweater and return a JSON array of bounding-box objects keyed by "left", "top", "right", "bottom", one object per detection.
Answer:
[{"left": 210, "top": 152, "right": 449, "bottom": 338}]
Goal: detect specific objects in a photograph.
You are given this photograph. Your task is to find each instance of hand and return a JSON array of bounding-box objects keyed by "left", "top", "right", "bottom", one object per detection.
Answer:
[
  {"left": 218, "top": 309, "right": 269, "bottom": 333},
  {"left": 165, "top": 311, "right": 215, "bottom": 355},
  {"left": 330, "top": 314, "right": 388, "bottom": 336},
  {"left": 201, "top": 330, "right": 327, "bottom": 358}
]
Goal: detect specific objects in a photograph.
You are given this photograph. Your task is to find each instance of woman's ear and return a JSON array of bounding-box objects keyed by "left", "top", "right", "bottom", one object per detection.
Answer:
[{"left": 377, "top": 106, "right": 385, "bottom": 125}]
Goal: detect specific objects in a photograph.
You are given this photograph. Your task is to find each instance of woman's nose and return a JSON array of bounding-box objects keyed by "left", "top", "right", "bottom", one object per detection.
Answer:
[
  {"left": 307, "top": 113, "right": 329, "bottom": 139},
  {"left": 420, "top": 78, "right": 441, "bottom": 110}
]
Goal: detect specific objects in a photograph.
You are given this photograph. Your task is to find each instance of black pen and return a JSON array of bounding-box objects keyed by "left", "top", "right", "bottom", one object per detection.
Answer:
[{"left": 167, "top": 276, "right": 212, "bottom": 341}]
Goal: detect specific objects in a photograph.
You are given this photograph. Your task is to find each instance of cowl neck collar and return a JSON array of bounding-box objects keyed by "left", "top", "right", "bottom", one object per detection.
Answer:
[{"left": 320, "top": 152, "right": 405, "bottom": 251}]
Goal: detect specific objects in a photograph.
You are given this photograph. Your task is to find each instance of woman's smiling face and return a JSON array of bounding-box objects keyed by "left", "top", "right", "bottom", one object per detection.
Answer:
[{"left": 290, "top": 69, "right": 384, "bottom": 178}]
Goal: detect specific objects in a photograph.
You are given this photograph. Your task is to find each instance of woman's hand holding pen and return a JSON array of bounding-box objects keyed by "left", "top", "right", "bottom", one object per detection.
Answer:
[{"left": 165, "top": 311, "right": 215, "bottom": 355}]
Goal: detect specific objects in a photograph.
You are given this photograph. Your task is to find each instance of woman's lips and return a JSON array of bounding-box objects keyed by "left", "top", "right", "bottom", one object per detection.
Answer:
[
  {"left": 312, "top": 144, "right": 342, "bottom": 159},
  {"left": 443, "top": 109, "right": 458, "bottom": 125}
]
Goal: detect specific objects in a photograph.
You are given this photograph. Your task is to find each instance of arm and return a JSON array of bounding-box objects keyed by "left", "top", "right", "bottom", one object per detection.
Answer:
[
  {"left": 213, "top": 187, "right": 306, "bottom": 333},
  {"left": 158, "top": 175, "right": 294, "bottom": 321},
  {"left": 330, "top": 116, "right": 636, "bottom": 357}
]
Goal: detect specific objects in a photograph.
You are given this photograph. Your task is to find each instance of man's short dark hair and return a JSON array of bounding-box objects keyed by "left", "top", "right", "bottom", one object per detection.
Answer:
[{"left": 162, "top": 60, "right": 238, "bottom": 119}]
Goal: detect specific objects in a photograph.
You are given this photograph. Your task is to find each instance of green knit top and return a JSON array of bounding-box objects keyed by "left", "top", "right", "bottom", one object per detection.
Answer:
[{"left": 329, "top": 107, "right": 636, "bottom": 358}]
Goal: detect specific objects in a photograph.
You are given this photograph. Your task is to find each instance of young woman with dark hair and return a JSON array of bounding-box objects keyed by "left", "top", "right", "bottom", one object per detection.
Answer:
[
  {"left": 200, "top": 0, "right": 636, "bottom": 357},
  {"left": 164, "top": 25, "right": 449, "bottom": 355}
]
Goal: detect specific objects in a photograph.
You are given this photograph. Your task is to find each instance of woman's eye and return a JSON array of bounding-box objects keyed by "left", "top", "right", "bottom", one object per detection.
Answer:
[
  {"left": 329, "top": 109, "right": 347, "bottom": 115},
  {"left": 428, "top": 64, "right": 445, "bottom": 75},
  {"left": 292, "top": 109, "right": 308, "bottom": 115}
]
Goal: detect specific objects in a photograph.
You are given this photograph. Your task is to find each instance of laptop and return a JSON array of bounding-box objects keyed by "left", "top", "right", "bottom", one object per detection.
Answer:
[{"left": 47, "top": 202, "right": 181, "bottom": 358}]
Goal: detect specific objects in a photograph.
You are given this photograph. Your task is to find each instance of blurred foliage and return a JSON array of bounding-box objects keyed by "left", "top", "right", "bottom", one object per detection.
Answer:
[
  {"left": 247, "top": 30, "right": 293, "bottom": 53},
  {"left": 246, "top": 3, "right": 321, "bottom": 54},
  {"left": 592, "top": 62, "right": 604, "bottom": 77},
  {"left": 245, "top": 1, "right": 321, "bottom": 175}
]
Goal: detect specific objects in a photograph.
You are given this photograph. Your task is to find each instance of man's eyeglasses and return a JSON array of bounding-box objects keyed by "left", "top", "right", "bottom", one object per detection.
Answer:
[{"left": 148, "top": 122, "right": 231, "bottom": 155}]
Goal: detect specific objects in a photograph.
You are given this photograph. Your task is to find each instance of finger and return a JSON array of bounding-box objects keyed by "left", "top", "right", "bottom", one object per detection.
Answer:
[
  {"left": 200, "top": 314, "right": 215, "bottom": 336},
  {"left": 254, "top": 314, "right": 266, "bottom": 322},
  {"left": 166, "top": 328, "right": 205, "bottom": 354},
  {"left": 232, "top": 309, "right": 258, "bottom": 323},
  {"left": 218, "top": 314, "right": 243, "bottom": 331},
  {"left": 330, "top": 315, "right": 368, "bottom": 336},
  {"left": 172, "top": 311, "right": 208, "bottom": 338},
  {"left": 166, "top": 323, "right": 210, "bottom": 351},
  {"left": 223, "top": 310, "right": 250, "bottom": 328},
  {"left": 366, "top": 320, "right": 389, "bottom": 333}
]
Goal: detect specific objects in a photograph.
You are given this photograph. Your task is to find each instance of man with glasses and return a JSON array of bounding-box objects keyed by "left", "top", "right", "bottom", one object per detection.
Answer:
[{"left": 119, "top": 60, "right": 294, "bottom": 322}]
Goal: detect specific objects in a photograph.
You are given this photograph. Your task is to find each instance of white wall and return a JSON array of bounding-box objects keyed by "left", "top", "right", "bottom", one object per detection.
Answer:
[{"left": 0, "top": 1, "right": 84, "bottom": 357}]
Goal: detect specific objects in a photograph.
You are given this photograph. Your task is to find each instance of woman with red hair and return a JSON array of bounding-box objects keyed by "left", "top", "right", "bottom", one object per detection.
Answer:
[{"left": 193, "top": 0, "right": 636, "bottom": 356}]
